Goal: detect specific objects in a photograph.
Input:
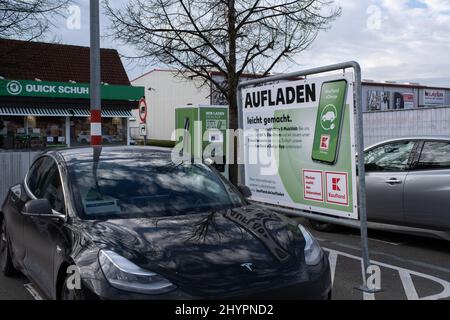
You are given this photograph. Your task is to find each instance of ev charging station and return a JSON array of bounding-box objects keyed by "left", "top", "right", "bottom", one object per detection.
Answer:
[{"left": 175, "top": 105, "right": 230, "bottom": 178}]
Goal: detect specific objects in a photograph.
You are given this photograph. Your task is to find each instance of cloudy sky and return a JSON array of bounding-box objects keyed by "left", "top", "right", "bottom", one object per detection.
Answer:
[{"left": 47, "top": 0, "right": 450, "bottom": 86}]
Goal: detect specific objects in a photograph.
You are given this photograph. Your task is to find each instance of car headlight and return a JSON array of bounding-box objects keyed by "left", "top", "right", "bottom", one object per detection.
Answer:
[
  {"left": 99, "top": 250, "right": 177, "bottom": 295},
  {"left": 298, "top": 225, "right": 324, "bottom": 266}
]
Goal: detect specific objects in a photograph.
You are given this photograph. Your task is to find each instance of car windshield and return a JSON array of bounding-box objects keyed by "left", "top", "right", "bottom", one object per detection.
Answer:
[{"left": 67, "top": 154, "right": 246, "bottom": 219}]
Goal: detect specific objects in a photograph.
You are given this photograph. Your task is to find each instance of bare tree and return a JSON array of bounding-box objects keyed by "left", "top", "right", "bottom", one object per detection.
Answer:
[
  {"left": 0, "top": 0, "right": 70, "bottom": 40},
  {"left": 105, "top": 0, "right": 341, "bottom": 184}
]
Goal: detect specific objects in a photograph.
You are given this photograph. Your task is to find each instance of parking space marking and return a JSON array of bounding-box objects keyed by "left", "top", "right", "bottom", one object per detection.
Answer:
[
  {"left": 324, "top": 248, "right": 450, "bottom": 300},
  {"left": 367, "top": 237, "right": 408, "bottom": 246},
  {"left": 318, "top": 238, "right": 450, "bottom": 277},
  {"left": 328, "top": 250, "right": 338, "bottom": 286},
  {"left": 399, "top": 270, "right": 419, "bottom": 300},
  {"left": 24, "top": 283, "right": 44, "bottom": 301}
]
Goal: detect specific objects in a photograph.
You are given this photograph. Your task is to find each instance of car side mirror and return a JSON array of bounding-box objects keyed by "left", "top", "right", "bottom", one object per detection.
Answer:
[
  {"left": 204, "top": 157, "right": 226, "bottom": 173},
  {"left": 23, "top": 199, "right": 53, "bottom": 216},
  {"left": 238, "top": 185, "right": 252, "bottom": 199}
]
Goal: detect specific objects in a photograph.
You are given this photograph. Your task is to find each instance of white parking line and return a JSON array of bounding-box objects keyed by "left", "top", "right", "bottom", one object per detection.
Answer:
[
  {"left": 398, "top": 270, "right": 419, "bottom": 300},
  {"left": 24, "top": 283, "right": 44, "bottom": 300},
  {"left": 367, "top": 237, "right": 408, "bottom": 246},
  {"left": 324, "top": 248, "right": 450, "bottom": 300},
  {"left": 328, "top": 250, "right": 338, "bottom": 287}
]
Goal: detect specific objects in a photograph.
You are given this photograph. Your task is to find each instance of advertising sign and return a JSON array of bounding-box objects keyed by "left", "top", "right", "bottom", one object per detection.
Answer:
[
  {"left": 402, "top": 93, "right": 415, "bottom": 109},
  {"left": 242, "top": 74, "right": 358, "bottom": 219},
  {"left": 393, "top": 92, "right": 405, "bottom": 109},
  {"left": 0, "top": 79, "right": 144, "bottom": 101},
  {"left": 367, "top": 90, "right": 390, "bottom": 111},
  {"left": 424, "top": 89, "right": 445, "bottom": 106}
]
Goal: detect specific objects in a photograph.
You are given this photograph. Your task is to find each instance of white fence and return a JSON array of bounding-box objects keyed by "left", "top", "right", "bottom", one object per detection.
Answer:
[
  {"left": 363, "top": 106, "right": 450, "bottom": 147},
  {"left": 0, "top": 152, "right": 40, "bottom": 206}
]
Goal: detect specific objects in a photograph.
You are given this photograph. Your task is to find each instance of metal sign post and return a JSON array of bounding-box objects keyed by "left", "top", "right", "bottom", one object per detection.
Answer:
[
  {"left": 90, "top": 0, "right": 102, "bottom": 147},
  {"left": 139, "top": 98, "right": 148, "bottom": 145},
  {"left": 236, "top": 61, "right": 378, "bottom": 293}
]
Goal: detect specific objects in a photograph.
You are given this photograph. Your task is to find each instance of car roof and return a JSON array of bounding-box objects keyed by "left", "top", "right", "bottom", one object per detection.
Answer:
[
  {"left": 48, "top": 146, "right": 173, "bottom": 163},
  {"left": 366, "top": 136, "right": 450, "bottom": 149}
]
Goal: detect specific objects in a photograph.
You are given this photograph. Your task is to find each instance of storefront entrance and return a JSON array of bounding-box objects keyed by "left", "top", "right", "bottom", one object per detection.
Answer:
[{"left": 1, "top": 109, "right": 133, "bottom": 150}]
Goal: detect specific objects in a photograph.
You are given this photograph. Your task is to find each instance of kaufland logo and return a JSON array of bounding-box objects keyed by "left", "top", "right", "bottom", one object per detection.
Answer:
[
  {"left": 6, "top": 81, "right": 22, "bottom": 95},
  {"left": 332, "top": 178, "right": 341, "bottom": 191}
]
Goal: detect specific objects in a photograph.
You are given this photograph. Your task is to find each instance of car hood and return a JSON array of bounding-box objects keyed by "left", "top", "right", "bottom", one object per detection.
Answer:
[{"left": 83, "top": 205, "right": 308, "bottom": 297}]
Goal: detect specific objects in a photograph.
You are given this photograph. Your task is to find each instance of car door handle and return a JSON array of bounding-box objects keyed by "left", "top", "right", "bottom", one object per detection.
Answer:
[{"left": 385, "top": 178, "right": 402, "bottom": 184}]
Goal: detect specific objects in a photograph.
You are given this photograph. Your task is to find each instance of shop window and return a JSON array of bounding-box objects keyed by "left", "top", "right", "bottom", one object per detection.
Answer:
[
  {"left": 27, "top": 116, "right": 67, "bottom": 150},
  {"left": 71, "top": 117, "right": 127, "bottom": 146},
  {"left": 0, "top": 116, "right": 26, "bottom": 150}
]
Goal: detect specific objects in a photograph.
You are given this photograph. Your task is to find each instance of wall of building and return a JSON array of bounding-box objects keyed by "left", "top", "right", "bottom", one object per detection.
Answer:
[
  {"left": 131, "top": 70, "right": 210, "bottom": 141},
  {"left": 363, "top": 106, "right": 450, "bottom": 147},
  {"left": 362, "top": 83, "right": 450, "bottom": 112},
  {"left": 361, "top": 83, "right": 450, "bottom": 146}
]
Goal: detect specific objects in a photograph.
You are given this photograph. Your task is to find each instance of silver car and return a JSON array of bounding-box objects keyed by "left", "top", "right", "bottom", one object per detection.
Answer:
[{"left": 310, "top": 136, "right": 450, "bottom": 240}]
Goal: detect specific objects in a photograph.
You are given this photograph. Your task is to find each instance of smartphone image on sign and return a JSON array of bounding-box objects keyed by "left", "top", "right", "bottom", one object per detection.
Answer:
[{"left": 311, "top": 79, "right": 348, "bottom": 165}]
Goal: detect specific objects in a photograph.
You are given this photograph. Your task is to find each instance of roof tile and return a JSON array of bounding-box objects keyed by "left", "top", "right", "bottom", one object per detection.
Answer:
[{"left": 0, "top": 39, "right": 130, "bottom": 85}]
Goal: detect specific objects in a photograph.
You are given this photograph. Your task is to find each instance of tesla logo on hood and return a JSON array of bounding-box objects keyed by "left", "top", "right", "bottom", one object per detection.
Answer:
[{"left": 241, "top": 263, "right": 254, "bottom": 272}]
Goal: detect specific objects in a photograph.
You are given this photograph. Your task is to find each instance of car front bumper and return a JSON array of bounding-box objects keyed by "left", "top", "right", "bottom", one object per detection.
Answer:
[{"left": 83, "top": 254, "right": 331, "bottom": 301}]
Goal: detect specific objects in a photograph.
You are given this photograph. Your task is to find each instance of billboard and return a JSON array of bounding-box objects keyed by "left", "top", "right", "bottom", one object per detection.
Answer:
[
  {"left": 424, "top": 89, "right": 445, "bottom": 106},
  {"left": 242, "top": 74, "right": 358, "bottom": 220},
  {"left": 402, "top": 93, "right": 415, "bottom": 109},
  {"left": 367, "top": 90, "right": 390, "bottom": 111}
]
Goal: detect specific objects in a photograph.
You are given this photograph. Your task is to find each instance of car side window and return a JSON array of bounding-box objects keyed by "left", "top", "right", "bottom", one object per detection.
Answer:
[
  {"left": 416, "top": 141, "right": 450, "bottom": 170},
  {"left": 365, "top": 141, "right": 416, "bottom": 172},
  {"left": 40, "top": 163, "right": 66, "bottom": 213},
  {"left": 27, "top": 157, "right": 53, "bottom": 198}
]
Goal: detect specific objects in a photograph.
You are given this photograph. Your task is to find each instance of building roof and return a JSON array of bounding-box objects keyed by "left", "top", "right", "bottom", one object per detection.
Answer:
[
  {"left": 0, "top": 39, "right": 130, "bottom": 85},
  {"left": 362, "top": 80, "right": 450, "bottom": 91}
]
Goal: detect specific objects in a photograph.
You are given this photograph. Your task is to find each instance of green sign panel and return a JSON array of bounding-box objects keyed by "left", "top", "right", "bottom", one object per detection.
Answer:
[
  {"left": 312, "top": 80, "right": 347, "bottom": 165},
  {"left": 0, "top": 79, "right": 144, "bottom": 101},
  {"left": 242, "top": 74, "right": 358, "bottom": 220}
]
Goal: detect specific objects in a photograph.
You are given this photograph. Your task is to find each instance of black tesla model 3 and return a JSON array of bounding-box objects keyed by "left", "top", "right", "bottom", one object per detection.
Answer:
[{"left": 0, "top": 147, "right": 331, "bottom": 300}]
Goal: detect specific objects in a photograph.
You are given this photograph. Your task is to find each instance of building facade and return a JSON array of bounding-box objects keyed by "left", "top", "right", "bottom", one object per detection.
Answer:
[
  {"left": 131, "top": 70, "right": 209, "bottom": 141},
  {"left": 0, "top": 39, "right": 144, "bottom": 150},
  {"left": 131, "top": 68, "right": 450, "bottom": 147},
  {"left": 362, "top": 81, "right": 450, "bottom": 146},
  {"left": 0, "top": 39, "right": 144, "bottom": 203}
]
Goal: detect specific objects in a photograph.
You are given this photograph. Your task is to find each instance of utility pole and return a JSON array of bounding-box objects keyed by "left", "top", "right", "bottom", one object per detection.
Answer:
[{"left": 90, "top": 0, "right": 102, "bottom": 146}]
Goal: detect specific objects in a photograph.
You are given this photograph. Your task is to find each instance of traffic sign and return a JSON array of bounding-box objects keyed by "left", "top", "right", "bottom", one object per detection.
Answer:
[{"left": 139, "top": 98, "right": 147, "bottom": 122}]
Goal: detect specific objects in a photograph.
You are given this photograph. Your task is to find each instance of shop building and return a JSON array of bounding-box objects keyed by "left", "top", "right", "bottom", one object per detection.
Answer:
[
  {"left": 0, "top": 39, "right": 144, "bottom": 203},
  {"left": 0, "top": 39, "right": 144, "bottom": 150},
  {"left": 362, "top": 81, "right": 450, "bottom": 146}
]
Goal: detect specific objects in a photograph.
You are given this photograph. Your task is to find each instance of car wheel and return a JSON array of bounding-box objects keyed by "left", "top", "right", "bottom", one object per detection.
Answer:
[
  {"left": 60, "top": 270, "right": 88, "bottom": 300},
  {"left": 0, "top": 218, "right": 17, "bottom": 276},
  {"left": 308, "top": 219, "right": 336, "bottom": 232}
]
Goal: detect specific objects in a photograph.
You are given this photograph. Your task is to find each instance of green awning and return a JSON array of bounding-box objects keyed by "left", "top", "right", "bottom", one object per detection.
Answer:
[{"left": 0, "top": 106, "right": 134, "bottom": 118}]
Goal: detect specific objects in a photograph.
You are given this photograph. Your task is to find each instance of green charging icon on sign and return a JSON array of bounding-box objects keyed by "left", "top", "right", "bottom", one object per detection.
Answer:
[{"left": 320, "top": 104, "right": 338, "bottom": 131}]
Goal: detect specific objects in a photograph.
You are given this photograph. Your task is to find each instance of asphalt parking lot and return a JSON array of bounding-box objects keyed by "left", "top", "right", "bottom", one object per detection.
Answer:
[{"left": 1, "top": 217, "right": 450, "bottom": 300}]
